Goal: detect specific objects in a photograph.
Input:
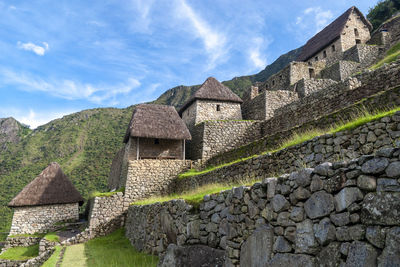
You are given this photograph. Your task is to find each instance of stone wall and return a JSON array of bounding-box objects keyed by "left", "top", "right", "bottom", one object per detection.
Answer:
[
  {"left": 188, "top": 121, "right": 262, "bottom": 161},
  {"left": 306, "top": 38, "right": 344, "bottom": 65},
  {"left": 207, "top": 84, "right": 400, "bottom": 168},
  {"left": 372, "top": 15, "right": 400, "bottom": 48},
  {"left": 126, "top": 148, "right": 400, "bottom": 266},
  {"left": 127, "top": 137, "right": 184, "bottom": 160},
  {"left": 176, "top": 111, "right": 400, "bottom": 194},
  {"left": 241, "top": 89, "right": 266, "bottom": 121},
  {"left": 295, "top": 78, "right": 337, "bottom": 98},
  {"left": 3, "top": 237, "right": 42, "bottom": 250},
  {"left": 340, "top": 10, "right": 371, "bottom": 51},
  {"left": 125, "top": 160, "right": 191, "bottom": 203},
  {"left": 263, "top": 60, "right": 400, "bottom": 138},
  {"left": 182, "top": 100, "right": 242, "bottom": 131},
  {"left": 9, "top": 203, "right": 79, "bottom": 235},
  {"left": 88, "top": 193, "right": 126, "bottom": 234},
  {"left": 342, "top": 44, "right": 383, "bottom": 68},
  {"left": 320, "top": 61, "right": 360, "bottom": 82}
]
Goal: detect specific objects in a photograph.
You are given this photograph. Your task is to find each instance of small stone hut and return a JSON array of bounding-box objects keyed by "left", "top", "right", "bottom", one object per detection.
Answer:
[
  {"left": 179, "top": 77, "right": 243, "bottom": 130},
  {"left": 123, "top": 104, "right": 192, "bottom": 160},
  {"left": 297, "top": 6, "right": 372, "bottom": 64},
  {"left": 8, "top": 162, "right": 83, "bottom": 235}
]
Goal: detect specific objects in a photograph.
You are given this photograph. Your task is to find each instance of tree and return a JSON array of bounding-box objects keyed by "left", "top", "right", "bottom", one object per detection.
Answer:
[{"left": 367, "top": 0, "right": 400, "bottom": 30}]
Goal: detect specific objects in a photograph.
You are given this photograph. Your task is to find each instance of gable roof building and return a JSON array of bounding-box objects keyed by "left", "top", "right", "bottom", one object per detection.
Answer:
[
  {"left": 297, "top": 6, "right": 372, "bottom": 63},
  {"left": 9, "top": 162, "right": 83, "bottom": 207},
  {"left": 179, "top": 77, "right": 243, "bottom": 115}
]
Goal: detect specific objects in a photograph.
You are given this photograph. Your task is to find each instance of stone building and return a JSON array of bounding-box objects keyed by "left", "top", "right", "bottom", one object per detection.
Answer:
[
  {"left": 8, "top": 162, "right": 83, "bottom": 235},
  {"left": 123, "top": 104, "right": 192, "bottom": 160},
  {"left": 179, "top": 77, "right": 243, "bottom": 131},
  {"left": 297, "top": 6, "right": 372, "bottom": 64}
]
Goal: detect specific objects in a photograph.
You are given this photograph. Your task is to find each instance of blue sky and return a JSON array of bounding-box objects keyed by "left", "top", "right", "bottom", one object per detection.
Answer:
[{"left": 0, "top": 0, "right": 378, "bottom": 128}]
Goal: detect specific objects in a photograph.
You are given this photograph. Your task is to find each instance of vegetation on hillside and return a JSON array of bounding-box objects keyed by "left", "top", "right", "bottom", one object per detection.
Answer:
[
  {"left": 0, "top": 107, "right": 134, "bottom": 238},
  {"left": 368, "top": 0, "right": 400, "bottom": 30}
]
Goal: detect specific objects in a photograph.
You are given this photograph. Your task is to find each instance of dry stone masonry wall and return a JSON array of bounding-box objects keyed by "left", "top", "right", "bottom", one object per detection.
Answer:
[
  {"left": 176, "top": 111, "right": 400, "bottom": 194},
  {"left": 126, "top": 147, "right": 400, "bottom": 266},
  {"left": 9, "top": 203, "right": 79, "bottom": 235},
  {"left": 125, "top": 160, "right": 191, "bottom": 203}
]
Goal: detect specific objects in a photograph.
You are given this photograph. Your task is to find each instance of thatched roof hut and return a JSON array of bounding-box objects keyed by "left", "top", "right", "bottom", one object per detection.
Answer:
[
  {"left": 179, "top": 77, "right": 243, "bottom": 114},
  {"left": 8, "top": 162, "right": 84, "bottom": 207},
  {"left": 124, "top": 104, "right": 192, "bottom": 143},
  {"left": 297, "top": 6, "right": 372, "bottom": 62}
]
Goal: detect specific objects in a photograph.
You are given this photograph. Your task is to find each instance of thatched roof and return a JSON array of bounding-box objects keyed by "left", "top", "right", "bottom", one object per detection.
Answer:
[
  {"left": 8, "top": 162, "right": 84, "bottom": 207},
  {"left": 123, "top": 104, "right": 191, "bottom": 143},
  {"left": 297, "top": 6, "right": 372, "bottom": 62},
  {"left": 179, "top": 77, "right": 243, "bottom": 114}
]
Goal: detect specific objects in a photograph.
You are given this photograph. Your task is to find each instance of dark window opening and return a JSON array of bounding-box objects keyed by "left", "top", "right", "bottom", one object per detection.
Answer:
[
  {"left": 356, "top": 39, "right": 361, "bottom": 44},
  {"left": 309, "top": 68, "right": 315, "bottom": 79},
  {"left": 323, "top": 50, "right": 327, "bottom": 58},
  {"left": 332, "top": 45, "right": 336, "bottom": 52},
  {"left": 216, "top": 104, "right": 221, "bottom": 111},
  {"left": 279, "top": 75, "right": 282, "bottom": 80},
  {"left": 315, "top": 56, "right": 318, "bottom": 61},
  {"left": 258, "top": 87, "right": 263, "bottom": 94},
  {"left": 272, "top": 80, "right": 275, "bottom": 86},
  {"left": 154, "top": 139, "right": 159, "bottom": 145},
  {"left": 354, "top": 28, "right": 359, "bottom": 37}
]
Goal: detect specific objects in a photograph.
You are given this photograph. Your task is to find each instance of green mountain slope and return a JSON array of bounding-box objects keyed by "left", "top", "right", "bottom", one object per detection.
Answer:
[{"left": 0, "top": 107, "right": 134, "bottom": 238}]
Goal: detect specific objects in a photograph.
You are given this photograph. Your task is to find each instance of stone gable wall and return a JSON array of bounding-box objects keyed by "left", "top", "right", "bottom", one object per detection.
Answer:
[
  {"left": 125, "top": 160, "right": 191, "bottom": 204},
  {"left": 340, "top": 11, "right": 371, "bottom": 51},
  {"left": 195, "top": 100, "right": 242, "bottom": 125},
  {"left": 126, "top": 148, "right": 400, "bottom": 266},
  {"left": 108, "top": 147, "right": 125, "bottom": 190},
  {"left": 175, "top": 112, "right": 400, "bottom": 194},
  {"left": 9, "top": 203, "right": 79, "bottom": 235}
]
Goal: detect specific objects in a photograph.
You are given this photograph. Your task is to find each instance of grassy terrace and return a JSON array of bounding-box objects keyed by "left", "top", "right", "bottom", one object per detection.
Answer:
[
  {"left": 42, "top": 246, "right": 62, "bottom": 267},
  {"left": 0, "top": 244, "right": 39, "bottom": 261},
  {"left": 84, "top": 228, "right": 158, "bottom": 267},
  {"left": 370, "top": 41, "right": 400, "bottom": 70},
  {"left": 90, "top": 187, "right": 124, "bottom": 198},
  {"left": 178, "top": 106, "right": 400, "bottom": 179}
]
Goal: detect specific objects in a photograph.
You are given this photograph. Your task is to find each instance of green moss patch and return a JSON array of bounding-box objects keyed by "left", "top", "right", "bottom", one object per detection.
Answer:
[
  {"left": 44, "top": 232, "right": 60, "bottom": 243},
  {"left": 0, "top": 244, "right": 39, "bottom": 261},
  {"left": 90, "top": 187, "right": 124, "bottom": 198},
  {"left": 370, "top": 42, "right": 400, "bottom": 70}
]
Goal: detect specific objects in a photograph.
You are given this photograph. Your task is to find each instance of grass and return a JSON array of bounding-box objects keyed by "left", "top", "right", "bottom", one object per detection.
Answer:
[
  {"left": 178, "top": 106, "right": 400, "bottom": 178},
  {"left": 42, "top": 246, "right": 62, "bottom": 267},
  {"left": 90, "top": 187, "right": 125, "bottom": 198},
  {"left": 44, "top": 232, "right": 60, "bottom": 242},
  {"left": 62, "top": 244, "right": 87, "bottom": 267},
  {"left": 0, "top": 244, "right": 39, "bottom": 261},
  {"left": 133, "top": 183, "right": 237, "bottom": 207},
  {"left": 8, "top": 233, "right": 45, "bottom": 238},
  {"left": 84, "top": 228, "right": 158, "bottom": 267},
  {"left": 370, "top": 41, "right": 400, "bottom": 70}
]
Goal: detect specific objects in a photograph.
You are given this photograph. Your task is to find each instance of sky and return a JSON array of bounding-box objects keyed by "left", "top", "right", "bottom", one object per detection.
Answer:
[{"left": 0, "top": 0, "right": 379, "bottom": 128}]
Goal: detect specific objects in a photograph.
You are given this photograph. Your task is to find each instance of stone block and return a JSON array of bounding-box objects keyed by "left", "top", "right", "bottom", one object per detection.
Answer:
[
  {"left": 304, "top": 191, "right": 335, "bottom": 219},
  {"left": 240, "top": 224, "right": 274, "bottom": 267},
  {"left": 361, "top": 192, "right": 400, "bottom": 225}
]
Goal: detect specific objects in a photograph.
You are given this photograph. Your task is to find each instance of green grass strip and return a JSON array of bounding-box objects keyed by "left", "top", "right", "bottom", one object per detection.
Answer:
[
  {"left": 370, "top": 41, "right": 400, "bottom": 70},
  {"left": 44, "top": 232, "right": 60, "bottom": 242},
  {"left": 90, "top": 187, "right": 124, "bottom": 198},
  {"left": 179, "top": 106, "right": 400, "bottom": 178},
  {"left": 84, "top": 228, "right": 158, "bottom": 267},
  {"left": 0, "top": 244, "right": 39, "bottom": 261},
  {"left": 42, "top": 246, "right": 62, "bottom": 267}
]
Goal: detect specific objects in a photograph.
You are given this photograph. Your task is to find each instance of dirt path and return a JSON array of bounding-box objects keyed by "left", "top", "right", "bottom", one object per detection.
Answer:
[{"left": 61, "top": 244, "right": 87, "bottom": 267}]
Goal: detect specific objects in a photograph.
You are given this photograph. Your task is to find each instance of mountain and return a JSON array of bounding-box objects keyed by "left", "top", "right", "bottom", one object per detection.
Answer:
[
  {"left": 154, "top": 47, "right": 302, "bottom": 108},
  {"left": 0, "top": 46, "right": 301, "bottom": 238}
]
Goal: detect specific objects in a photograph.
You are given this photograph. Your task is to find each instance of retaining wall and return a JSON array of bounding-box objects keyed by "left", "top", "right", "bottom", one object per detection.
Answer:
[
  {"left": 126, "top": 148, "right": 400, "bottom": 266},
  {"left": 176, "top": 111, "right": 400, "bottom": 193}
]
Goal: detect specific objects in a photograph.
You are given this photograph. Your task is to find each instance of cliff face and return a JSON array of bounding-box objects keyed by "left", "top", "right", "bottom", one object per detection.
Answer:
[{"left": 0, "top": 118, "right": 29, "bottom": 149}]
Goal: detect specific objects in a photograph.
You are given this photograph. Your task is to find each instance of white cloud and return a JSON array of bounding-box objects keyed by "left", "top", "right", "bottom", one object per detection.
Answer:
[
  {"left": 295, "top": 7, "right": 333, "bottom": 34},
  {"left": 17, "top": 41, "right": 49, "bottom": 56},
  {"left": 175, "top": 0, "right": 227, "bottom": 69},
  {"left": 248, "top": 37, "right": 267, "bottom": 70},
  {"left": 0, "top": 69, "right": 141, "bottom": 105}
]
